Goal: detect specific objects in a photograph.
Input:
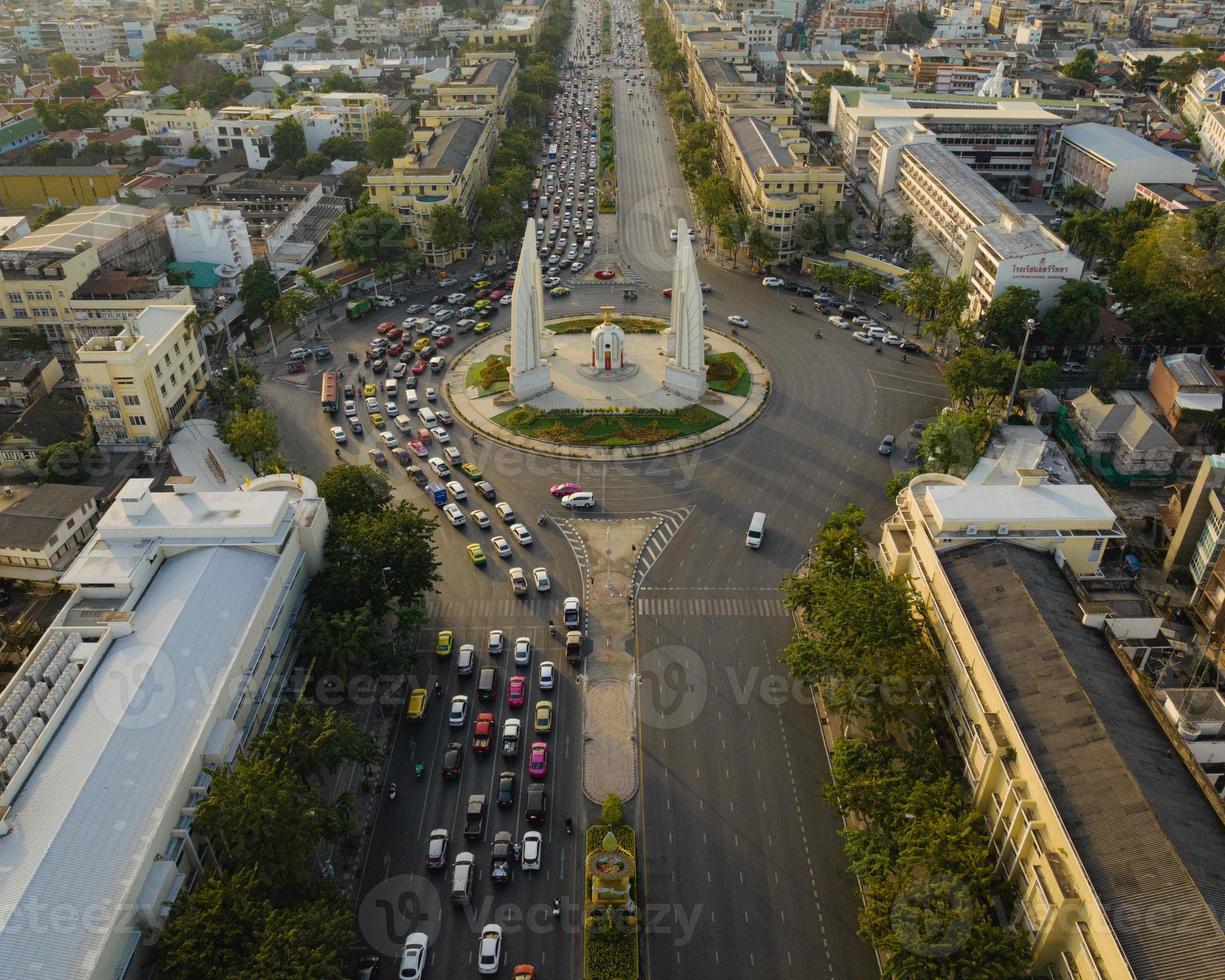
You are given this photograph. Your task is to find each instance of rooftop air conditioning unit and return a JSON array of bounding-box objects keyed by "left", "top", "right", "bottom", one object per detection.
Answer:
[
  {"left": 965, "top": 524, "right": 978, "bottom": 536},
  {"left": 998, "top": 524, "right": 1009, "bottom": 535}
]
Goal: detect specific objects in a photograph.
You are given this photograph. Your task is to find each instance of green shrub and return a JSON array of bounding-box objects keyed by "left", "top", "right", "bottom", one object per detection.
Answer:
[{"left": 601, "top": 793, "right": 623, "bottom": 825}]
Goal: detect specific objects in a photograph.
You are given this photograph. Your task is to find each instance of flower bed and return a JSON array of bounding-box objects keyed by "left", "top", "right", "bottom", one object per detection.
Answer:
[
  {"left": 546, "top": 315, "right": 664, "bottom": 334},
  {"left": 464, "top": 355, "right": 510, "bottom": 396},
  {"left": 705, "top": 351, "right": 750, "bottom": 396},
  {"left": 583, "top": 823, "right": 638, "bottom": 980},
  {"left": 493, "top": 404, "right": 722, "bottom": 446}
]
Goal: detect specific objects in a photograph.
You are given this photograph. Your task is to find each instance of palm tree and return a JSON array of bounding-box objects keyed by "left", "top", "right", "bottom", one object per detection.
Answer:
[{"left": 1061, "top": 211, "right": 1112, "bottom": 270}]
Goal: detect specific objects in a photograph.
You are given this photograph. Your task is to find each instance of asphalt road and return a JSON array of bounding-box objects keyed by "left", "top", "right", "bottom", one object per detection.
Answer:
[{"left": 258, "top": 2, "right": 949, "bottom": 974}]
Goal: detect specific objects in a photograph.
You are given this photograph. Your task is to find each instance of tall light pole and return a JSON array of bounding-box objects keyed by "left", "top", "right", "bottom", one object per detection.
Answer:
[{"left": 1007, "top": 318, "right": 1038, "bottom": 419}]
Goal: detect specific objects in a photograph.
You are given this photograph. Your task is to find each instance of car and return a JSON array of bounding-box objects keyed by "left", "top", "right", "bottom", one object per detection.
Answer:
[
  {"left": 413, "top": 336, "right": 432, "bottom": 351},
  {"left": 405, "top": 304, "right": 426, "bottom": 315},
  {"left": 899, "top": 341, "right": 924, "bottom": 355},
  {"left": 529, "top": 740, "right": 549, "bottom": 778},
  {"left": 533, "top": 700, "right": 554, "bottom": 734},
  {"left": 796, "top": 286, "right": 815, "bottom": 297},
  {"left": 392, "top": 361, "right": 410, "bottom": 378},
  {"left": 879, "top": 434, "right": 896, "bottom": 455},
  {"left": 513, "top": 636, "right": 532, "bottom": 666},
  {"left": 411, "top": 358, "right": 428, "bottom": 376},
  {"left": 392, "top": 446, "right": 412, "bottom": 467},
  {"left": 494, "top": 501, "right": 516, "bottom": 523},
  {"left": 438, "top": 277, "right": 458, "bottom": 287},
  {"left": 446, "top": 480, "right": 467, "bottom": 501},
  {"left": 435, "top": 629, "right": 454, "bottom": 657},
  {"left": 436, "top": 410, "right": 454, "bottom": 426},
  {"left": 502, "top": 717, "right": 522, "bottom": 757},
  {"left": 510, "top": 523, "right": 533, "bottom": 546},
  {"left": 563, "top": 596, "right": 580, "bottom": 627},
  {"left": 447, "top": 292, "right": 468, "bottom": 305},
  {"left": 426, "top": 387, "right": 438, "bottom": 401},
  {"left": 509, "top": 566, "right": 529, "bottom": 595},
  {"left": 490, "top": 535, "right": 512, "bottom": 558},
  {"left": 330, "top": 426, "right": 347, "bottom": 444},
  {"left": 475, "top": 319, "right": 493, "bottom": 333},
  {"left": 477, "top": 925, "right": 503, "bottom": 975},
  {"left": 882, "top": 332, "right": 903, "bottom": 347},
  {"left": 761, "top": 276, "right": 784, "bottom": 287},
  {"left": 550, "top": 482, "right": 581, "bottom": 497},
  {"left": 852, "top": 331, "right": 875, "bottom": 345},
  {"left": 727, "top": 315, "right": 749, "bottom": 328},
  {"left": 365, "top": 396, "right": 380, "bottom": 413},
  {"left": 443, "top": 503, "right": 466, "bottom": 527},
  {"left": 496, "top": 771, "right": 517, "bottom": 810},
  {"left": 473, "top": 712, "right": 495, "bottom": 754},
  {"left": 343, "top": 400, "right": 357, "bottom": 418},
  {"left": 426, "top": 828, "right": 449, "bottom": 869},
  {"left": 408, "top": 439, "right": 427, "bottom": 457},
  {"left": 905, "top": 443, "right": 920, "bottom": 464},
  {"left": 385, "top": 401, "right": 398, "bottom": 416},
  {"left": 1061, "top": 361, "right": 1087, "bottom": 374},
  {"left": 829, "top": 315, "right": 850, "bottom": 329},
  {"left": 441, "top": 741, "right": 464, "bottom": 778},
  {"left": 364, "top": 383, "right": 377, "bottom": 398},
  {"left": 461, "top": 462, "right": 483, "bottom": 480},
  {"left": 368, "top": 448, "right": 387, "bottom": 466},
  {"left": 550, "top": 286, "right": 571, "bottom": 297},
  {"left": 449, "top": 695, "right": 469, "bottom": 726},
  {"left": 561, "top": 491, "right": 594, "bottom": 509},
  {"left": 457, "top": 643, "right": 476, "bottom": 675},
  {"left": 470, "top": 508, "right": 491, "bottom": 530},
  {"left": 429, "top": 456, "right": 450, "bottom": 478},
  {"left": 467, "top": 542, "right": 487, "bottom": 566},
  {"left": 399, "top": 932, "right": 428, "bottom": 980},
  {"left": 486, "top": 629, "right": 505, "bottom": 657},
  {"left": 379, "top": 431, "right": 398, "bottom": 448},
  {"left": 538, "top": 661, "right": 556, "bottom": 690},
  {"left": 508, "top": 675, "right": 527, "bottom": 707},
  {"left": 520, "top": 831, "right": 542, "bottom": 871},
  {"left": 369, "top": 412, "right": 384, "bottom": 429},
  {"left": 406, "top": 688, "right": 428, "bottom": 720},
  {"left": 542, "top": 275, "right": 561, "bottom": 288}
]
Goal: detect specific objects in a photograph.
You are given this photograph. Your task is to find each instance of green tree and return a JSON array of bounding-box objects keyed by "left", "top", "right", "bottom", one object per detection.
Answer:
[
  {"left": 1058, "top": 182, "right": 1096, "bottom": 212},
  {"left": 716, "top": 210, "right": 748, "bottom": 269},
  {"left": 206, "top": 362, "right": 262, "bottom": 417},
  {"left": 238, "top": 896, "right": 355, "bottom": 980},
  {"left": 156, "top": 869, "right": 268, "bottom": 979},
  {"left": 32, "top": 204, "right": 74, "bottom": 229},
  {"left": 944, "top": 346, "right": 1020, "bottom": 410},
  {"left": 274, "top": 290, "right": 315, "bottom": 331},
  {"left": 299, "top": 603, "right": 386, "bottom": 681},
  {"left": 139, "top": 138, "right": 161, "bottom": 160},
  {"left": 38, "top": 439, "right": 98, "bottom": 484},
  {"left": 366, "top": 125, "right": 407, "bottom": 167},
  {"left": 885, "top": 214, "right": 914, "bottom": 252},
  {"left": 329, "top": 204, "right": 407, "bottom": 266},
  {"left": 601, "top": 793, "right": 623, "bottom": 825},
  {"left": 1061, "top": 210, "right": 1112, "bottom": 268},
  {"left": 899, "top": 265, "right": 942, "bottom": 330},
  {"left": 1041, "top": 279, "right": 1107, "bottom": 349},
  {"left": 1062, "top": 47, "right": 1098, "bottom": 81},
  {"left": 27, "top": 140, "right": 72, "bottom": 166},
  {"left": 238, "top": 260, "right": 281, "bottom": 321},
  {"left": 932, "top": 274, "right": 971, "bottom": 348},
  {"left": 188, "top": 143, "right": 213, "bottom": 160},
  {"left": 318, "top": 135, "right": 359, "bottom": 160},
  {"left": 1089, "top": 349, "right": 1133, "bottom": 394},
  {"left": 745, "top": 220, "right": 777, "bottom": 269},
  {"left": 55, "top": 76, "right": 97, "bottom": 98},
  {"left": 251, "top": 700, "right": 379, "bottom": 784},
  {"left": 142, "top": 34, "right": 213, "bottom": 90},
  {"left": 885, "top": 468, "right": 921, "bottom": 501},
  {"left": 48, "top": 52, "right": 80, "bottom": 80},
  {"left": 1129, "top": 54, "right": 1164, "bottom": 90},
  {"left": 427, "top": 204, "right": 469, "bottom": 257},
  {"left": 315, "top": 34, "right": 336, "bottom": 54},
  {"left": 220, "top": 408, "right": 281, "bottom": 466},
  {"left": 792, "top": 211, "right": 830, "bottom": 256},
  {"left": 976, "top": 285, "right": 1040, "bottom": 349},
  {"left": 316, "top": 463, "right": 393, "bottom": 518},
  {"left": 693, "top": 174, "right": 736, "bottom": 237},
  {"left": 271, "top": 117, "right": 306, "bottom": 167},
  {"left": 294, "top": 151, "right": 329, "bottom": 176},
  {"left": 809, "top": 68, "right": 861, "bottom": 123},
  {"left": 918, "top": 408, "right": 992, "bottom": 475}
]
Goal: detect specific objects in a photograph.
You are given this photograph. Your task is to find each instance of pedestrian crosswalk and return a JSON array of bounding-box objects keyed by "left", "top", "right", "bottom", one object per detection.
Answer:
[
  {"left": 633, "top": 508, "right": 691, "bottom": 590},
  {"left": 635, "top": 594, "right": 789, "bottom": 618},
  {"left": 422, "top": 597, "right": 556, "bottom": 620}
]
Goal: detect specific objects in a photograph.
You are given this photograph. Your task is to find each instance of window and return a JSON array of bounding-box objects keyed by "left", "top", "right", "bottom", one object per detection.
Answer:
[
  {"left": 154, "top": 363, "right": 162, "bottom": 377},
  {"left": 128, "top": 415, "right": 146, "bottom": 426},
  {"left": 122, "top": 394, "right": 140, "bottom": 406},
  {"left": 160, "top": 384, "right": 166, "bottom": 396}
]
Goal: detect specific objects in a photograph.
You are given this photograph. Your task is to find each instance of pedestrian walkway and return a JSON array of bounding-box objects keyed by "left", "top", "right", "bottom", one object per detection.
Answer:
[
  {"left": 635, "top": 594, "right": 788, "bottom": 617},
  {"left": 632, "top": 507, "right": 691, "bottom": 590}
]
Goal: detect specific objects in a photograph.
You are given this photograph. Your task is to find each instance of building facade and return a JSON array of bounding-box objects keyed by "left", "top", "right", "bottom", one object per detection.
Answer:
[
  {"left": 206, "top": 106, "right": 340, "bottom": 170},
  {"left": 0, "top": 483, "right": 101, "bottom": 582},
  {"left": 1055, "top": 122, "right": 1197, "bottom": 209},
  {"left": 298, "top": 91, "right": 391, "bottom": 142},
  {"left": 0, "top": 167, "right": 122, "bottom": 210}
]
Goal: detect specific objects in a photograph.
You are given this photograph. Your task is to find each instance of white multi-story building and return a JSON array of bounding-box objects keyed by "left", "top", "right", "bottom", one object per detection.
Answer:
[
  {"left": 206, "top": 106, "right": 340, "bottom": 170},
  {"left": 57, "top": 19, "right": 115, "bottom": 58},
  {"left": 931, "top": 4, "right": 985, "bottom": 39},
  {"left": 1182, "top": 68, "right": 1225, "bottom": 128},
  {"left": 165, "top": 207, "right": 254, "bottom": 272},
  {"left": 208, "top": 12, "right": 253, "bottom": 40},
  {"left": 0, "top": 474, "right": 328, "bottom": 980},
  {"left": 1055, "top": 122, "right": 1197, "bottom": 209},
  {"left": 141, "top": 104, "right": 214, "bottom": 154},
  {"left": 1200, "top": 106, "right": 1225, "bottom": 172},
  {"left": 298, "top": 91, "right": 390, "bottom": 141},
  {"left": 871, "top": 124, "right": 1083, "bottom": 319}
]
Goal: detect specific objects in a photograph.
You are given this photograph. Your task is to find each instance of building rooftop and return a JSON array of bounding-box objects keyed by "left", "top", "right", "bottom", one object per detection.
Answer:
[
  {"left": 1162, "top": 352, "right": 1220, "bottom": 389},
  {"left": 943, "top": 542, "right": 1225, "bottom": 979},
  {"left": 922, "top": 480, "right": 1117, "bottom": 528},
  {"left": 903, "top": 139, "right": 1012, "bottom": 224},
  {"left": 728, "top": 115, "right": 797, "bottom": 174},
  {"left": 1062, "top": 121, "right": 1183, "bottom": 165},
  {"left": 0, "top": 484, "right": 100, "bottom": 550},
  {"left": 0, "top": 205, "right": 156, "bottom": 257},
  {"left": 469, "top": 58, "right": 514, "bottom": 90},
  {"left": 420, "top": 117, "right": 485, "bottom": 172},
  {"left": 699, "top": 57, "right": 749, "bottom": 87},
  {"left": 0, "top": 396, "right": 88, "bottom": 449}
]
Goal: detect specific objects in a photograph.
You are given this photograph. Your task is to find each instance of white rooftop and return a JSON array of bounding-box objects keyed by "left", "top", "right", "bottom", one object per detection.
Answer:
[
  {"left": 922, "top": 481, "right": 1117, "bottom": 528},
  {"left": 168, "top": 420, "right": 257, "bottom": 494},
  {"left": 0, "top": 546, "right": 277, "bottom": 979},
  {"left": 1061, "top": 122, "right": 1185, "bottom": 165}
]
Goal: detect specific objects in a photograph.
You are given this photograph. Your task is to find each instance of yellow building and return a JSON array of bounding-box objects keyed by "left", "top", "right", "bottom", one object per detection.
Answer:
[
  {"left": 879, "top": 469, "right": 1225, "bottom": 977},
  {"left": 435, "top": 57, "right": 519, "bottom": 127},
  {"left": 298, "top": 91, "right": 391, "bottom": 142},
  {"left": 467, "top": 5, "right": 544, "bottom": 47},
  {"left": 366, "top": 116, "right": 497, "bottom": 267},
  {"left": 693, "top": 57, "right": 773, "bottom": 118},
  {"left": 77, "top": 305, "right": 209, "bottom": 448},
  {"left": 718, "top": 114, "right": 843, "bottom": 261},
  {"left": 142, "top": 104, "right": 215, "bottom": 153},
  {"left": 0, "top": 166, "right": 122, "bottom": 211}
]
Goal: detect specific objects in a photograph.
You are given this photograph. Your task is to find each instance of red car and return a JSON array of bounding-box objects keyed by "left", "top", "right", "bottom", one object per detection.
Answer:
[
  {"left": 411, "top": 359, "right": 428, "bottom": 375},
  {"left": 473, "top": 712, "right": 495, "bottom": 755},
  {"left": 436, "top": 334, "right": 454, "bottom": 348},
  {"left": 528, "top": 741, "right": 548, "bottom": 779},
  {"left": 417, "top": 427, "right": 433, "bottom": 445},
  {"left": 475, "top": 288, "right": 490, "bottom": 299},
  {"left": 550, "top": 482, "right": 582, "bottom": 497},
  {"left": 489, "top": 290, "right": 506, "bottom": 301},
  {"left": 508, "top": 676, "right": 526, "bottom": 708},
  {"left": 377, "top": 321, "right": 396, "bottom": 335},
  {"left": 662, "top": 288, "right": 673, "bottom": 298},
  {"left": 387, "top": 343, "right": 404, "bottom": 357},
  {"left": 387, "top": 326, "right": 404, "bottom": 340},
  {"left": 408, "top": 439, "right": 427, "bottom": 457}
]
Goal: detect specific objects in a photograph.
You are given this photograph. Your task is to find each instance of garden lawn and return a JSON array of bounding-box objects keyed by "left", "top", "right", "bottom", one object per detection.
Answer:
[
  {"left": 705, "top": 351, "right": 750, "bottom": 396},
  {"left": 547, "top": 315, "right": 664, "bottom": 334},
  {"left": 493, "top": 404, "right": 722, "bottom": 446},
  {"left": 464, "top": 355, "right": 509, "bottom": 397}
]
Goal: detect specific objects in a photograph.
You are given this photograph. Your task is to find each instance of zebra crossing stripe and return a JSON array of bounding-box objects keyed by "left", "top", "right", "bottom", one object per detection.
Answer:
[{"left": 636, "top": 596, "right": 788, "bottom": 617}]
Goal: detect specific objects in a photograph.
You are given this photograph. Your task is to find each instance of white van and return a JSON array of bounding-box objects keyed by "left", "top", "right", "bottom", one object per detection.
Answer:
[
  {"left": 418, "top": 407, "right": 437, "bottom": 427},
  {"left": 394, "top": 414, "right": 414, "bottom": 433},
  {"left": 404, "top": 390, "right": 419, "bottom": 411},
  {"left": 443, "top": 446, "right": 462, "bottom": 467},
  {"left": 383, "top": 378, "right": 398, "bottom": 397},
  {"left": 746, "top": 512, "right": 766, "bottom": 549}
]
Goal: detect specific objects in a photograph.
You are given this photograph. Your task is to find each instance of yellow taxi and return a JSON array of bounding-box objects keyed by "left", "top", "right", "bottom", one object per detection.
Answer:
[
  {"left": 533, "top": 699, "right": 554, "bottom": 734},
  {"left": 364, "top": 383, "right": 377, "bottom": 397},
  {"left": 436, "top": 629, "right": 454, "bottom": 657},
  {"left": 406, "top": 688, "right": 428, "bottom": 720},
  {"left": 369, "top": 412, "right": 384, "bottom": 429},
  {"left": 413, "top": 336, "right": 433, "bottom": 352},
  {"left": 466, "top": 542, "right": 487, "bottom": 566},
  {"left": 473, "top": 321, "right": 492, "bottom": 334}
]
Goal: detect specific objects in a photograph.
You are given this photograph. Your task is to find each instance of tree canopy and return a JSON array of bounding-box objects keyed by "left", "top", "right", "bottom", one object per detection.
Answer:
[
  {"left": 328, "top": 204, "right": 408, "bottom": 266},
  {"left": 238, "top": 260, "right": 281, "bottom": 321}
]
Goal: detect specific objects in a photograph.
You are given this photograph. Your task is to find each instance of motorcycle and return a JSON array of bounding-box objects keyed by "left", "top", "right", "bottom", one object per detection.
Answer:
[
  {"left": 565, "top": 818, "right": 573, "bottom": 835},
  {"left": 414, "top": 763, "right": 424, "bottom": 781},
  {"left": 387, "top": 783, "right": 398, "bottom": 801},
  {"left": 538, "top": 513, "right": 549, "bottom": 527},
  {"left": 815, "top": 329, "right": 823, "bottom": 339},
  {"left": 347, "top": 351, "right": 358, "bottom": 363},
  {"left": 789, "top": 304, "right": 800, "bottom": 314},
  {"left": 548, "top": 620, "right": 556, "bottom": 636}
]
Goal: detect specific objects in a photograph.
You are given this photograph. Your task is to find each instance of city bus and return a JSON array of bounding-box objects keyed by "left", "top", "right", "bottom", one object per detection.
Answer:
[
  {"left": 547, "top": 143, "right": 558, "bottom": 161},
  {"left": 320, "top": 370, "right": 338, "bottom": 414}
]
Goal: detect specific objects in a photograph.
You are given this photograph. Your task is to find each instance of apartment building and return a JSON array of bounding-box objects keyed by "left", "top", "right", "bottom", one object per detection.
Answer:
[
  {"left": 57, "top": 20, "right": 117, "bottom": 58},
  {"left": 719, "top": 115, "right": 843, "bottom": 261},
  {"left": 0, "top": 166, "right": 122, "bottom": 210},
  {"left": 77, "top": 305, "right": 208, "bottom": 448},
  {"left": 0, "top": 356, "right": 62, "bottom": 409},
  {"left": 1055, "top": 122, "right": 1196, "bottom": 209},
  {"left": 298, "top": 91, "right": 390, "bottom": 142},
  {"left": 694, "top": 58, "right": 773, "bottom": 117},
  {"left": 0, "top": 475, "right": 327, "bottom": 979},
  {"left": 1201, "top": 106, "right": 1225, "bottom": 171},
  {"left": 141, "top": 103, "right": 214, "bottom": 154},
  {"left": 817, "top": 0, "right": 893, "bottom": 44},
  {"left": 206, "top": 175, "right": 343, "bottom": 274},
  {"left": 165, "top": 207, "right": 255, "bottom": 271},
  {"left": 0, "top": 205, "right": 175, "bottom": 357},
  {"left": 367, "top": 116, "right": 497, "bottom": 267},
  {"left": 435, "top": 57, "right": 519, "bottom": 126},
  {"left": 467, "top": 5, "right": 545, "bottom": 47},
  {"left": 829, "top": 86, "right": 1078, "bottom": 194},
  {"left": 870, "top": 124, "right": 1082, "bottom": 317},
  {"left": 0, "top": 483, "right": 100, "bottom": 582},
  {"left": 206, "top": 106, "right": 340, "bottom": 170},
  {"left": 1180, "top": 67, "right": 1225, "bottom": 127},
  {"left": 879, "top": 469, "right": 1225, "bottom": 979}
]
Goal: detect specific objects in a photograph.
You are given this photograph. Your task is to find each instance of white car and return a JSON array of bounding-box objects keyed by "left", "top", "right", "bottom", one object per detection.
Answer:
[
  {"left": 477, "top": 924, "right": 503, "bottom": 975},
  {"left": 442, "top": 503, "right": 465, "bottom": 526},
  {"left": 431, "top": 426, "right": 450, "bottom": 444},
  {"left": 343, "top": 400, "right": 357, "bottom": 417},
  {"left": 494, "top": 502, "right": 516, "bottom": 523},
  {"left": 491, "top": 535, "right": 512, "bottom": 558},
  {"left": 882, "top": 332, "right": 903, "bottom": 346},
  {"left": 425, "top": 387, "right": 437, "bottom": 402},
  {"left": 428, "top": 456, "right": 450, "bottom": 478},
  {"left": 385, "top": 401, "right": 398, "bottom": 416},
  {"left": 509, "top": 523, "right": 533, "bottom": 546},
  {"left": 543, "top": 276, "right": 562, "bottom": 288},
  {"left": 488, "top": 629, "right": 505, "bottom": 656},
  {"left": 431, "top": 323, "right": 450, "bottom": 338},
  {"left": 500, "top": 295, "right": 513, "bottom": 306},
  {"left": 449, "top": 694, "right": 469, "bottom": 727},
  {"left": 521, "top": 830, "right": 542, "bottom": 870},
  {"left": 471, "top": 509, "right": 491, "bottom": 529},
  {"left": 399, "top": 932, "right": 428, "bottom": 980},
  {"left": 761, "top": 276, "right": 784, "bottom": 287},
  {"left": 514, "top": 636, "right": 533, "bottom": 665},
  {"left": 532, "top": 567, "right": 551, "bottom": 592},
  {"left": 852, "top": 331, "right": 875, "bottom": 345},
  {"left": 380, "top": 431, "right": 398, "bottom": 447},
  {"left": 446, "top": 480, "right": 467, "bottom": 501},
  {"left": 539, "top": 661, "right": 556, "bottom": 689},
  {"left": 447, "top": 292, "right": 468, "bottom": 305},
  {"left": 727, "top": 315, "right": 749, "bottom": 328},
  {"left": 365, "top": 397, "right": 380, "bottom": 412},
  {"left": 563, "top": 596, "right": 581, "bottom": 627},
  {"left": 829, "top": 315, "right": 850, "bottom": 329}
]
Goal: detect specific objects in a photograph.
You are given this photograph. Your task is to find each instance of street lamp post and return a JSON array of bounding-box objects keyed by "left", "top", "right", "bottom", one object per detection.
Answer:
[{"left": 1007, "top": 318, "right": 1038, "bottom": 419}]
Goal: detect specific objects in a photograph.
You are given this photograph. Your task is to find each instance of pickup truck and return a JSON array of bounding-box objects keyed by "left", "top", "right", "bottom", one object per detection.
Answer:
[
  {"left": 472, "top": 712, "right": 494, "bottom": 755},
  {"left": 566, "top": 630, "right": 582, "bottom": 664},
  {"left": 463, "top": 794, "right": 487, "bottom": 839},
  {"left": 425, "top": 482, "right": 448, "bottom": 506}
]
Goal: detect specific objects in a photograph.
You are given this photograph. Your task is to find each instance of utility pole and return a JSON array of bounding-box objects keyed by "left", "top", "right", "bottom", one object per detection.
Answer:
[{"left": 1007, "top": 317, "right": 1037, "bottom": 418}]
